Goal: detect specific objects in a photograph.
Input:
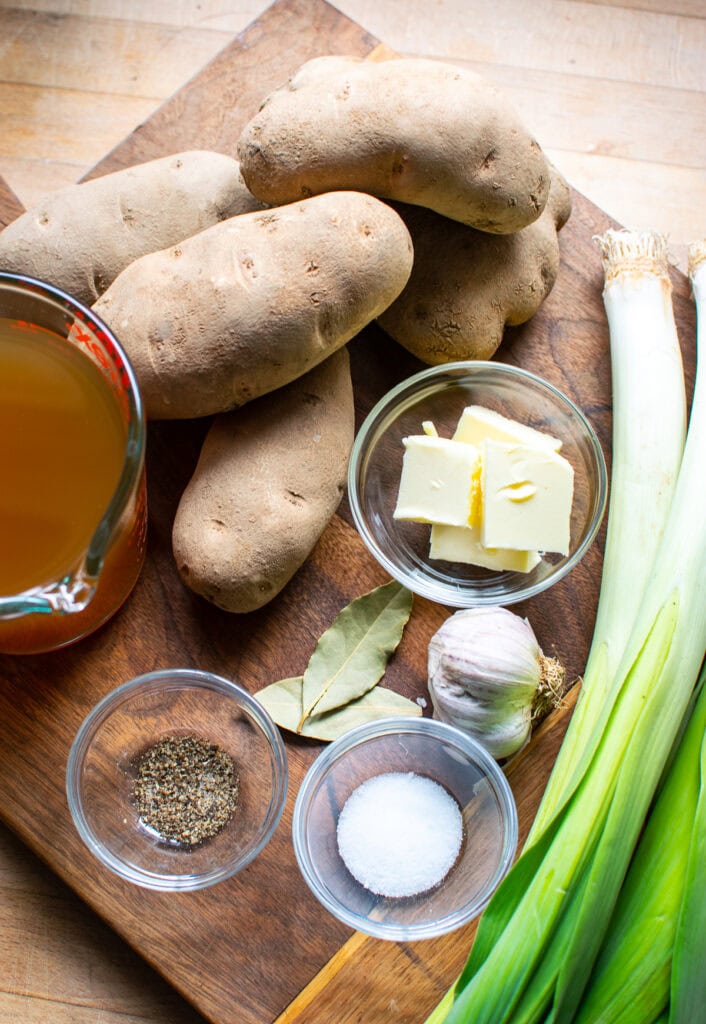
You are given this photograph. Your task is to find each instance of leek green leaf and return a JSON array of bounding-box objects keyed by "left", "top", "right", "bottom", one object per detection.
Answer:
[
  {"left": 298, "top": 580, "right": 413, "bottom": 729},
  {"left": 256, "top": 676, "right": 421, "bottom": 741},
  {"left": 670, "top": 696, "right": 706, "bottom": 1024},
  {"left": 571, "top": 666, "right": 706, "bottom": 1024}
]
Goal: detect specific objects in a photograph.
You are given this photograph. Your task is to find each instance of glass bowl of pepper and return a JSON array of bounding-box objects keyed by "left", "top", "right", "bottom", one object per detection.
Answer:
[{"left": 66, "top": 668, "right": 288, "bottom": 890}]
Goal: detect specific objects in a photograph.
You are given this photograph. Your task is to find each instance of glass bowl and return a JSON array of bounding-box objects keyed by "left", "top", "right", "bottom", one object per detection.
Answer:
[
  {"left": 66, "top": 669, "right": 288, "bottom": 891},
  {"left": 348, "top": 361, "right": 607, "bottom": 607},
  {"left": 292, "top": 717, "right": 518, "bottom": 941}
]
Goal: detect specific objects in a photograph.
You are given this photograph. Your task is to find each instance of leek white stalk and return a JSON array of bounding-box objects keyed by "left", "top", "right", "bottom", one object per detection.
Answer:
[
  {"left": 436, "top": 234, "right": 706, "bottom": 1024},
  {"left": 533, "top": 231, "right": 686, "bottom": 836}
]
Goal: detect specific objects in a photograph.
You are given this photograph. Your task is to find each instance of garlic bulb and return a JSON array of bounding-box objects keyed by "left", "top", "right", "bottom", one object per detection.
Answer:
[{"left": 428, "top": 606, "right": 542, "bottom": 759}]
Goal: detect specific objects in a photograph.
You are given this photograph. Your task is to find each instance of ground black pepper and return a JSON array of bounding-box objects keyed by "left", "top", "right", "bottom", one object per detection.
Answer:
[{"left": 133, "top": 734, "right": 239, "bottom": 847}]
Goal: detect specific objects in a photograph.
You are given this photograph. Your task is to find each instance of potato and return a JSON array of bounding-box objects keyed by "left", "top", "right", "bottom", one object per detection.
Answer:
[
  {"left": 377, "top": 168, "right": 572, "bottom": 364},
  {"left": 93, "top": 191, "right": 413, "bottom": 419},
  {"left": 172, "top": 349, "right": 354, "bottom": 614},
  {"left": 0, "top": 151, "right": 263, "bottom": 305},
  {"left": 238, "top": 56, "right": 550, "bottom": 233}
]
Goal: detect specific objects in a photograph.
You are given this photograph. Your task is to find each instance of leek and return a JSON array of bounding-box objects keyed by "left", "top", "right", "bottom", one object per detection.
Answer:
[
  {"left": 572, "top": 662, "right": 706, "bottom": 1024},
  {"left": 670, "top": 723, "right": 706, "bottom": 1024},
  {"left": 669, "top": 240, "right": 706, "bottom": 1024},
  {"left": 533, "top": 231, "right": 686, "bottom": 837},
  {"left": 436, "top": 232, "right": 706, "bottom": 1024}
]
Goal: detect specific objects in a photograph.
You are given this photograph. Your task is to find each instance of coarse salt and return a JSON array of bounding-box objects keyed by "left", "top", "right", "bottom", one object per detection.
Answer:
[{"left": 336, "top": 771, "right": 463, "bottom": 898}]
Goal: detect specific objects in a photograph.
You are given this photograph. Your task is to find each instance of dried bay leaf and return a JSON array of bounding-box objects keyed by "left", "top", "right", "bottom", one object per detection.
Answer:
[
  {"left": 301, "top": 685, "right": 422, "bottom": 740},
  {"left": 255, "top": 676, "right": 302, "bottom": 734},
  {"left": 257, "top": 676, "right": 422, "bottom": 741},
  {"left": 298, "top": 580, "right": 414, "bottom": 729},
  {"left": 254, "top": 580, "right": 416, "bottom": 742}
]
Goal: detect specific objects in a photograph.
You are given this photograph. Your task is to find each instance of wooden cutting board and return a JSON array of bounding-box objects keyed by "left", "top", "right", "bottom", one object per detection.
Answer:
[{"left": 0, "top": 1, "right": 697, "bottom": 1022}]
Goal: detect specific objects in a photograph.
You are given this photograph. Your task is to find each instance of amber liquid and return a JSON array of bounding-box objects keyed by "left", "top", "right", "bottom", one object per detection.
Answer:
[{"left": 0, "top": 317, "right": 146, "bottom": 654}]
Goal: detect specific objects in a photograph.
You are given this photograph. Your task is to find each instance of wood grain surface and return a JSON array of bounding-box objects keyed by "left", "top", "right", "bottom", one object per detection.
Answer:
[
  {"left": 0, "top": 1, "right": 702, "bottom": 1023},
  {"left": 2, "top": 0, "right": 705, "bottom": 271}
]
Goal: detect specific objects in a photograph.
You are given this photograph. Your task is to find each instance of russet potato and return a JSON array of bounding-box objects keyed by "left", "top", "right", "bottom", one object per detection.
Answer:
[
  {"left": 378, "top": 168, "right": 573, "bottom": 363},
  {"left": 0, "top": 151, "right": 262, "bottom": 305},
  {"left": 172, "top": 349, "right": 354, "bottom": 613},
  {"left": 94, "top": 191, "right": 413, "bottom": 419},
  {"left": 238, "top": 56, "right": 550, "bottom": 234}
]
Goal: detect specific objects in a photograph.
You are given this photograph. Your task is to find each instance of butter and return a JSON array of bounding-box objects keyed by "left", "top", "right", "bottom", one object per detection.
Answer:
[
  {"left": 393, "top": 405, "right": 573, "bottom": 570},
  {"left": 481, "top": 440, "right": 573, "bottom": 555},
  {"left": 453, "top": 405, "right": 562, "bottom": 452},
  {"left": 468, "top": 459, "right": 483, "bottom": 526},
  {"left": 429, "top": 523, "right": 541, "bottom": 573},
  {"left": 394, "top": 435, "right": 480, "bottom": 527}
]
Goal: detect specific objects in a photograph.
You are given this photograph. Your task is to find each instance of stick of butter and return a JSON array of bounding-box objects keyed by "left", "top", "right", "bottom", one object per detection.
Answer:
[
  {"left": 453, "top": 405, "right": 562, "bottom": 452},
  {"left": 429, "top": 523, "right": 541, "bottom": 573},
  {"left": 393, "top": 435, "right": 480, "bottom": 527},
  {"left": 481, "top": 440, "right": 574, "bottom": 555}
]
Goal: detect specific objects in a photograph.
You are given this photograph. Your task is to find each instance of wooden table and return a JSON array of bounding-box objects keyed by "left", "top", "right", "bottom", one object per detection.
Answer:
[{"left": 0, "top": 3, "right": 704, "bottom": 1023}]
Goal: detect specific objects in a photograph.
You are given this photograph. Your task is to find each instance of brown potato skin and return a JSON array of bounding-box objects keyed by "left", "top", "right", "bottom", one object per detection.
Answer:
[
  {"left": 238, "top": 56, "right": 550, "bottom": 233},
  {"left": 172, "top": 349, "right": 354, "bottom": 614},
  {"left": 0, "top": 151, "right": 262, "bottom": 305},
  {"left": 93, "top": 191, "right": 413, "bottom": 419},
  {"left": 377, "top": 169, "right": 572, "bottom": 364}
]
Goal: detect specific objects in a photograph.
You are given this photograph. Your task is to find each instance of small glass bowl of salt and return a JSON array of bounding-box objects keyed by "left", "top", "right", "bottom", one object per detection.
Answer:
[{"left": 292, "top": 716, "right": 518, "bottom": 941}]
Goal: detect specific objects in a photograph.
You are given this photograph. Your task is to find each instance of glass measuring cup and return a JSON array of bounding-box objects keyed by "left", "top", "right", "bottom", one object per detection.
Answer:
[{"left": 0, "top": 273, "right": 147, "bottom": 654}]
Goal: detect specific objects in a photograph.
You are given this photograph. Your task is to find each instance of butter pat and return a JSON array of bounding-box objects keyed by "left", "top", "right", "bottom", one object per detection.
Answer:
[
  {"left": 481, "top": 440, "right": 574, "bottom": 555},
  {"left": 453, "top": 405, "right": 562, "bottom": 452},
  {"left": 430, "top": 523, "right": 541, "bottom": 573},
  {"left": 394, "top": 435, "right": 480, "bottom": 527}
]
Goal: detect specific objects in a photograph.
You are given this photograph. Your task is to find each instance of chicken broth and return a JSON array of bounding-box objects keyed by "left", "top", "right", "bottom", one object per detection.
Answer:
[{"left": 0, "top": 317, "right": 127, "bottom": 595}]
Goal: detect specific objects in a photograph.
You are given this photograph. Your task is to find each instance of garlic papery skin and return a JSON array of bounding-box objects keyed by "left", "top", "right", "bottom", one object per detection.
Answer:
[{"left": 428, "top": 606, "right": 542, "bottom": 759}]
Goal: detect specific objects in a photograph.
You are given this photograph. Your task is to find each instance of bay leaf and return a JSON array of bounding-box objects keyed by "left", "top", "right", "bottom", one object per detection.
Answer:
[
  {"left": 301, "top": 684, "right": 422, "bottom": 741},
  {"left": 256, "top": 675, "right": 422, "bottom": 741},
  {"left": 254, "top": 676, "right": 302, "bottom": 734},
  {"left": 298, "top": 580, "right": 413, "bottom": 729}
]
